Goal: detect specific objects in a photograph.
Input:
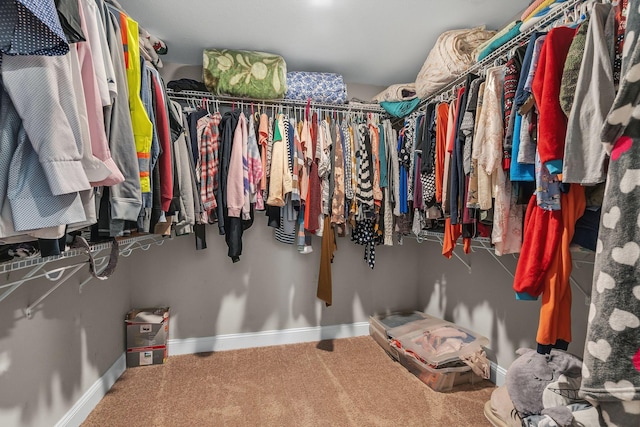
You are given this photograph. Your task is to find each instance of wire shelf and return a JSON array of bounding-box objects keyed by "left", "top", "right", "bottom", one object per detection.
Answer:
[
  {"left": 166, "top": 89, "right": 388, "bottom": 114},
  {"left": 0, "top": 234, "right": 165, "bottom": 275}
]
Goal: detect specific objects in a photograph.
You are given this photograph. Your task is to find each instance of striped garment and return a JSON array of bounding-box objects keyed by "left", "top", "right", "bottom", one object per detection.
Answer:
[
  {"left": 319, "top": 119, "right": 332, "bottom": 216},
  {"left": 356, "top": 122, "right": 374, "bottom": 212},
  {"left": 342, "top": 118, "right": 354, "bottom": 200},
  {"left": 383, "top": 119, "right": 396, "bottom": 245},
  {"left": 349, "top": 123, "right": 358, "bottom": 208},
  {"left": 405, "top": 116, "right": 416, "bottom": 202},
  {"left": 274, "top": 202, "right": 296, "bottom": 245},
  {"left": 267, "top": 115, "right": 274, "bottom": 177},
  {"left": 284, "top": 117, "right": 297, "bottom": 204},
  {"left": 240, "top": 113, "right": 250, "bottom": 220},
  {"left": 262, "top": 114, "right": 274, "bottom": 204},
  {"left": 369, "top": 116, "right": 383, "bottom": 203},
  {"left": 197, "top": 112, "right": 221, "bottom": 217}
]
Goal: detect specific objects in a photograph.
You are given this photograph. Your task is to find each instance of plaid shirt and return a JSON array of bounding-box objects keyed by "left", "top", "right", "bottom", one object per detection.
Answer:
[{"left": 197, "top": 112, "right": 222, "bottom": 215}]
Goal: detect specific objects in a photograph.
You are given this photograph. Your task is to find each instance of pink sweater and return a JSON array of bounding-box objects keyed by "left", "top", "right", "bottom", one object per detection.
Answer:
[{"left": 227, "top": 113, "right": 247, "bottom": 217}]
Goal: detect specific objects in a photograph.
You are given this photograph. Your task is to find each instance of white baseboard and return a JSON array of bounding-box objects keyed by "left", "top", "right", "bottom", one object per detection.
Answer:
[
  {"left": 168, "top": 322, "right": 370, "bottom": 356},
  {"left": 55, "top": 353, "right": 126, "bottom": 427},
  {"left": 490, "top": 361, "right": 508, "bottom": 386}
]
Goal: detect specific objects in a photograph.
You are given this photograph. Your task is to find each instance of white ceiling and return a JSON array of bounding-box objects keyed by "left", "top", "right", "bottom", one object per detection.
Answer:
[{"left": 117, "top": 0, "right": 530, "bottom": 87}]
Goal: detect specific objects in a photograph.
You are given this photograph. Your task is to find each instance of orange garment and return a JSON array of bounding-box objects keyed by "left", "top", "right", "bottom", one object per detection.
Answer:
[
  {"left": 442, "top": 103, "right": 456, "bottom": 214},
  {"left": 442, "top": 218, "right": 463, "bottom": 259},
  {"left": 317, "top": 215, "right": 336, "bottom": 306},
  {"left": 435, "top": 103, "right": 449, "bottom": 203},
  {"left": 536, "top": 184, "right": 586, "bottom": 345}
]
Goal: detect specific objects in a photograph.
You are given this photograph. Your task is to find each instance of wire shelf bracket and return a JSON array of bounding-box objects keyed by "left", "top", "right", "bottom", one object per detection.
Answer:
[{"left": 0, "top": 235, "right": 167, "bottom": 315}]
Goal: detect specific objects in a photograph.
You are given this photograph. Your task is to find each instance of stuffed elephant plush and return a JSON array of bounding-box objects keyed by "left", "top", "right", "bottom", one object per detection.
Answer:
[{"left": 506, "top": 348, "right": 583, "bottom": 426}]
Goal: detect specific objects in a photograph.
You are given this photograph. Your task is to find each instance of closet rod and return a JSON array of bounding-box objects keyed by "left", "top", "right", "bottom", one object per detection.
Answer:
[
  {"left": 166, "top": 89, "right": 388, "bottom": 114},
  {"left": 415, "top": 0, "right": 587, "bottom": 108}
]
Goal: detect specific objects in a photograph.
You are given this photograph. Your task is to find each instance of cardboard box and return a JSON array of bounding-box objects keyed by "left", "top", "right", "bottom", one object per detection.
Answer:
[{"left": 125, "top": 307, "right": 169, "bottom": 367}]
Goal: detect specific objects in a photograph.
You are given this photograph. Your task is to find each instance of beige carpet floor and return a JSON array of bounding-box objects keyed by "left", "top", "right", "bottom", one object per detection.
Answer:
[{"left": 83, "top": 336, "right": 494, "bottom": 426}]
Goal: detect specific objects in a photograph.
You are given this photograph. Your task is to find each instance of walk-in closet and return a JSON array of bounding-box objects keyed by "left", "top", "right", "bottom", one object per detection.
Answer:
[{"left": 1, "top": 0, "right": 638, "bottom": 426}]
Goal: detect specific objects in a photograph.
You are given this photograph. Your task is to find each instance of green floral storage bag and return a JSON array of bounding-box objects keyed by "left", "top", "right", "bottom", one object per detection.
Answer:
[{"left": 203, "top": 49, "right": 287, "bottom": 99}]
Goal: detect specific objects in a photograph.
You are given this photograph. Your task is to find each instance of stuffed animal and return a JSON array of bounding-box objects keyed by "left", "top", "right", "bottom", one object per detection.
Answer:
[{"left": 506, "top": 348, "right": 583, "bottom": 426}]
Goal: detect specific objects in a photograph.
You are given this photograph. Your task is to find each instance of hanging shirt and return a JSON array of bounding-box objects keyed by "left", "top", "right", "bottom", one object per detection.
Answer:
[
  {"left": 435, "top": 102, "right": 449, "bottom": 204},
  {"left": 378, "top": 122, "right": 388, "bottom": 189},
  {"left": 451, "top": 75, "right": 476, "bottom": 225},
  {"left": 247, "top": 115, "right": 264, "bottom": 210},
  {"left": 0, "top": 0, "right": 69, "bottom": 56},
  {"left": 305, "top": 113, "right": 322, "bottom": 233},
  {"left": 342, "top": 119, "right": 354, "bottom": 200},
  {"left": 258, "top": 113, "right": 269, "bottom": 194},
  {"left": 319, "top": 119, "right": 332, "bottom": 216},
  {"left": 533, "top": 26, "right": 578, "bottom": 175},
  {"left": 563, "top": 3, "right": 616, "bottom": 185},
  {"left": 331, "top": 119, "right": 345, "bottom": 225},
  {"left": 267, "top": 115, "right": 288, "bottom": 207},
  {"left": 357, "top": 121, "right": 374, "bottom": 214},
  {"left": 76, "top": 0, "right": 123, "bottom": 187},
  {"left": 149, "top": 69, "right": 173, "bottom": 212},
  {"left": 398, "top": 130, "right": 408, "bottom": 215},
  {"left": 289, "top": 118, "right": 303, "bottom": 205},
  {"left": 101, "top": 4, "right": 142, "bottom": 226},
  {"left": 55, "top": 0, "right": 86, "bottom": 44},
  {"left": 197, "top": 112, "right": 221, "bottom": 217},
  {"left": 383, "top": 119, "right": 397, "bottom": 245},
  {"left": 122, "top": 13, "right": 153, "bottom": 193},
  {"left": 369, "top": 116, "right": 383, "bottom": 204},
  {"left": 476, "top": 68, "right": 504, "bottom": 211}
]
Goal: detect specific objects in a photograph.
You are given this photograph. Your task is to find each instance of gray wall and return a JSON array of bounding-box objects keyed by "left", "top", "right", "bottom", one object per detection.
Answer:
[
  {"left": 417, "top": 243, "right": 594, "bottom": 370},
  {"left": 0, "top": 255, "right": 133, "bottom": 427},
  {"left": 130, "top": 220, "right": 422, "bottom": 338}
]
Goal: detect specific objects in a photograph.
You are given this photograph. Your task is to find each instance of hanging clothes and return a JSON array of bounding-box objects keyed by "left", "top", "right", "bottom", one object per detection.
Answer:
[
  {"left": 317, "top": 215, "right": 336, "bottom": 305},
  {"left": 450, "top": 75, "right": 476, "bottom": 225},
  {"left": 435, "top": 102, "right": 449, "bottom": 204},
  {"left": 100, "top": 1, "right": 142, "bottom": 229},
  {"left": 580, "top": 0, "right": 640, "bottom": 418},
  {"left": 356, "top": 121, "right": 374, "bottom": 213},
  {"left": 0, "top": 0, "right": 70, "bottom": 56},
  {"left": 532, "top": 25, "right": 577, "bottom": 175},
  {"left": 563, "top": 3, "right": 616, "bottom": 185},
  {"left": 305, "top": 112, "right": 322, "bottom": 233},
  {"left": 331, "top": 118, "right": 346, "bottom": 226},
  {"left": 197, "top": 112, "right": 222, "bottom": 221}
]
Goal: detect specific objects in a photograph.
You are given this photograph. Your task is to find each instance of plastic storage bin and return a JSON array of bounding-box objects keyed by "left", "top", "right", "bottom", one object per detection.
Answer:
[
  {"left": 387, "top": 317, "right": 489, "bottom": 368},
  {"left": 369, "top": 311, "right": 432, "bottom": 360},
  {"left": 398, "top": 351, "right": 484, "bottom": 392},
  {"left": 369, "top": 311, "right": 489, "bottom": 392}
]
